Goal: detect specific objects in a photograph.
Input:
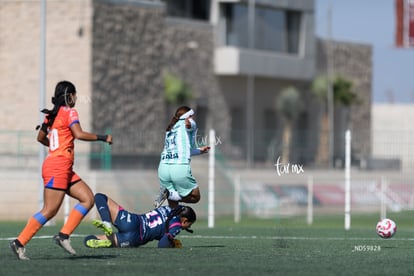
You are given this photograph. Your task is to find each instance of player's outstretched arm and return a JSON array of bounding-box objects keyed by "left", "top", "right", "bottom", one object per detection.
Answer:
[
  {"left": 70, "top": 123, "right": 112, "bottom": 144},
  {"left": 158, "top": 234, "right": 174, "bottom": 248},
  {"left": 190, "top": 146, "right": 210, "bottom": 156}
]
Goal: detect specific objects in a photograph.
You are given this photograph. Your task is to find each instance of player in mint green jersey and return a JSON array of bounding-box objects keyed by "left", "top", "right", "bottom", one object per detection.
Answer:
[{"left": 155, "top": 106, "right": 210, "bottom": 209}]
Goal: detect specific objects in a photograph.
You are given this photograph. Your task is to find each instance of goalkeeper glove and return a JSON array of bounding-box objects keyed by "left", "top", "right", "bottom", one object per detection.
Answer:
[{"left": 172, "top": 239, "right": 182, "bottom": 248}]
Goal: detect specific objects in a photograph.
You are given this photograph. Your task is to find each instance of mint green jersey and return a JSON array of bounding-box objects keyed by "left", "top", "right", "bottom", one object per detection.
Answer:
[{"left": 160, "top": 119, "right": 200, "bottom": 164}]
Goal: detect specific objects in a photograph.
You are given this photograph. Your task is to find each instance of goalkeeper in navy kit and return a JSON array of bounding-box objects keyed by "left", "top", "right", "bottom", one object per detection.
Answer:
[{"left": 84, "top": 193, "right": 196, "bottom": 248}]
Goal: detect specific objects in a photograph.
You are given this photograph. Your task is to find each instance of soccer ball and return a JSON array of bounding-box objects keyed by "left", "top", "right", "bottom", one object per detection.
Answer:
[{"left": 376, "top": 218, "right": 397, "bottom": 239}]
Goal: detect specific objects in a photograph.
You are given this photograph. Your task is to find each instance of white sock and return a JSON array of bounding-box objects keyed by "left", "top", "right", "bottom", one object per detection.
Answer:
[{"left": 168, "top": 190, "right": 182, "bottom": 201}]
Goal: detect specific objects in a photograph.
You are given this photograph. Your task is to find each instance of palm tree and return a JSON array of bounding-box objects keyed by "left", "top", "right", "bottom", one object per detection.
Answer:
[
  {"left": 163, "top": 70, "right": 193, "bottom": 119},
  {"left": 163, "top": 70, "right": 192, "bottom": 105},
  {"left": 276, "top": 86, "right": 303, "bottom": 164},
  {"left": 311, "top": 74, "right": 358, "bottom": 166}
]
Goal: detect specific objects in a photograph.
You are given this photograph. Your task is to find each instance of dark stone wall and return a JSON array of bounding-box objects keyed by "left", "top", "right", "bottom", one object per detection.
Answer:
[
  {"left": 92, "top": 1, "right": 165, "bottom": 158},
  {"left": 92, "top": 1, "right": 230, "bottom": 168}
]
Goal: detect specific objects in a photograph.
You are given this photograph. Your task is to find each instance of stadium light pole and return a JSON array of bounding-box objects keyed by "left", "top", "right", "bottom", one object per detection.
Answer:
[
  {"left": 246, "top": 0, "right": 255, "bottom": 168},
  {"left": 326, "top": 2, "right": 334, "bottom": 168},
  {"left": 38, "top": 0, "right": 47, "bottom": 211}
]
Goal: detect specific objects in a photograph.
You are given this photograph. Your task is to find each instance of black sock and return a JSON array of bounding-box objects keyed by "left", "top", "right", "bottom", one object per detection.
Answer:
[
  {"left": 59, "top": 232, "right": 69, "bottom": 239},
  {"left": 14, "top": 239, "right": 23, "bottom": 247}
]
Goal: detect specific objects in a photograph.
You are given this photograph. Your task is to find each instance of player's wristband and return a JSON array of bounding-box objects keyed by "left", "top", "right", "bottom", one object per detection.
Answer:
[{"left": 96, "top": 134, "right": 108, "bottom": 142}]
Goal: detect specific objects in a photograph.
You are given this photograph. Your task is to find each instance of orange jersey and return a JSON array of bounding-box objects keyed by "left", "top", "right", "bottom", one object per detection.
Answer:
[{"left": 44, "top": 106, "right": 79, "bottom": 160}]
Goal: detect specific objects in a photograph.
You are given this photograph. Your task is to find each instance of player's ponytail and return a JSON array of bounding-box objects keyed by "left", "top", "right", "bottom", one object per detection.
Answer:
[
  {"left": 165, "top": 106, "right": 191, "bottom": 131},
  {"left": 36, "top": 81, "right": 76, "bottom": 131}
]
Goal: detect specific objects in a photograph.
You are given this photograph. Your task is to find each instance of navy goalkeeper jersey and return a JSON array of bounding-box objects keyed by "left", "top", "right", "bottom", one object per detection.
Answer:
[{"left": 114, "top": 205, "right": 182, "bottom": 247}]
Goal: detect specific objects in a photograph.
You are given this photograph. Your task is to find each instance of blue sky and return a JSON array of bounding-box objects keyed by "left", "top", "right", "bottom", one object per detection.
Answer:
[{"left": 315, "top": 0, "right": 414, "bottom": 103}]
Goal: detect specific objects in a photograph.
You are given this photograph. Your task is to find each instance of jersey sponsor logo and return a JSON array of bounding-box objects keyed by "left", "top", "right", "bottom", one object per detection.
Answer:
[{"left": 161, "top": 152, "right": 179, "bottom": 160}]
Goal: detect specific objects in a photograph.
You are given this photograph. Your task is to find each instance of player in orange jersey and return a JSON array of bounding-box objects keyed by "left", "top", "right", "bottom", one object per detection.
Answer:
[{"left": 10, "top": 80, "right": 112, "bottom": 260}]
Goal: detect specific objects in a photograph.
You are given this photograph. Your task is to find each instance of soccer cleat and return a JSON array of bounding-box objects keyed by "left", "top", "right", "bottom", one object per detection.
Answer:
[
  {"left": 154, "top": 187, "right": 169, "bottom": 208},
  {"left": 85, "top": 238, "right": 112, "bottom": 248},
  {"left": 53, "top": 235, "right": 77, "bottom": 256},
  {"left": 9, "top": 240, "right": 30, "bottom": 260},
  {"left": 92, "top": 219, "right": 113, "bottom": 236}
]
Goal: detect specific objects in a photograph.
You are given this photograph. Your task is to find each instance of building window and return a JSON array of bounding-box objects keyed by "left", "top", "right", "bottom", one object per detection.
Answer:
[
  {"left": 223, "top": 3, "right": 301, "bottom": 54},
  {"left": 165, "top": 0, "right": 210, "bottom": 21}
]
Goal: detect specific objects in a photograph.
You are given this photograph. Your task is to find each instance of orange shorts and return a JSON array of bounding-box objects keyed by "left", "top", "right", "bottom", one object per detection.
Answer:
[{"left": 42, "top": 156, "right": 81, "bottom": 191}]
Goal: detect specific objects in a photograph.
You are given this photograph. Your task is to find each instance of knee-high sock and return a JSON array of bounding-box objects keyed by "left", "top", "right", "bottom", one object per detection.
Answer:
[
  {"left": 94, "top": 193, "right": 111, "bottom": 222},
  {"left": 17, "top": 212, "right": 48, "bottom": 246},
  {"left": 60, "top": 203, "right": 89, "bottom": 236}
]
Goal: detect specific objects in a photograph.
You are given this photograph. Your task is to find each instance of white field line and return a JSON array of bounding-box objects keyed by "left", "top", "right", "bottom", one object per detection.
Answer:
[
  {"left": 183, "top": 235, "right": 414, "bottom": 241},
  {"left": 1, "top": 234, "right": 414, "bottom": 241}
]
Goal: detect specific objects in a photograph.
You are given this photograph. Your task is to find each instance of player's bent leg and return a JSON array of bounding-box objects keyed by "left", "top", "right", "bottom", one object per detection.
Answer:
[
  {"left": 59, "top": 181, "right": 94, "bottom": 240},
  {"left": 84, "top": 235, "right": 113, "bottom": 248},
  {"left": 181, "top": 188, "right": 200, "bottom": 204}
]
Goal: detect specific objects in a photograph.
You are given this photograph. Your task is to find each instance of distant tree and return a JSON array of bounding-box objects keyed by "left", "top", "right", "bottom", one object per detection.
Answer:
[
  {"left": 332, "top": 75, "right": 359, "bottom": 107},
  {"left": 276, "top": 86, "right": 303, "bottom": 164},
  {"left": 311, "top": 74, "right": 359, "bottom": 165},
  {"left": 163, "top": 70, "right": 192, "bottom": 105}
]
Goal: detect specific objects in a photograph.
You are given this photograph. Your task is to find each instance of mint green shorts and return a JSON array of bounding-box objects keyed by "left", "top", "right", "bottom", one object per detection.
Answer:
[{"left": 158, "top": 163, "right": 198, "bottom": 197}]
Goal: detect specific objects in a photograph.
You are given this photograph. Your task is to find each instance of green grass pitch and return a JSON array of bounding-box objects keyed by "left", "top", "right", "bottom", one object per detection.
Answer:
[{"left": 1, "top": 212, "right": 414, "bottom": 275}]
